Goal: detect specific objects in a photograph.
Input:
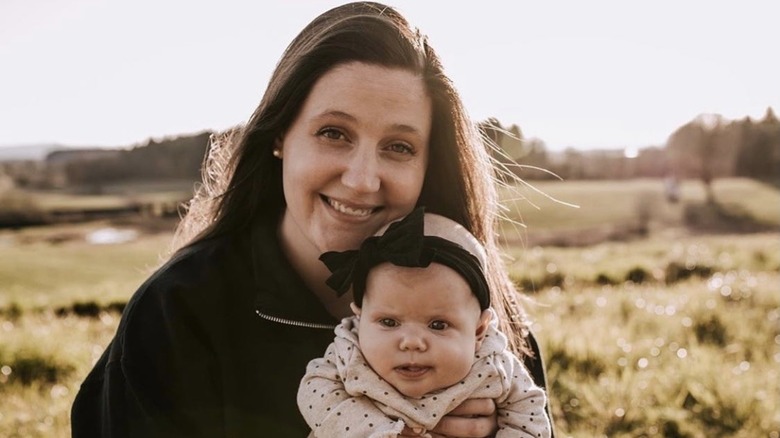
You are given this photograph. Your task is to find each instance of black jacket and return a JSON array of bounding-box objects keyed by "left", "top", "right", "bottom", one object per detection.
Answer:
[{"left": 72, "top": 219, "right": 553, "bottom": 437}]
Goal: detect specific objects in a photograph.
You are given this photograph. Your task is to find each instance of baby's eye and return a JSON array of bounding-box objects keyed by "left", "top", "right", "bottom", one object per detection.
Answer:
[
  {"left": 429, "top": 320, "right": 449, "bottom": 331},
  {"left": 379, "top": 318, "right": 398, "bottom": 328},
  {"left": 317, "top": 127, "right": 347, "bottom": 141}
]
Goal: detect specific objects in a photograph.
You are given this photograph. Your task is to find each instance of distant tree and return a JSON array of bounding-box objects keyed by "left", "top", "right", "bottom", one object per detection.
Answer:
[
  {"left": 478, "top": 118, "right": 562, "bottom": 180},
  {"left": 562, "top": 148, "right": 584, "bottom": 180},
  {"left": 634, "top": 146, "right": 669, "bottom": 178},
  {"left": 62, "top": 132, "right": 211, "bottom": 186},
  {"left": 478, "top": 117, "right": 523, "bottom": 180},
  {"left": 516, "top": 138, "right": 553, "bottom": 179},
  {"left": 736, "top": 107, "right": 780, "bottom": 179},
  {"left": 478, "top": 117, "right": 501, "bottom": 146},
  {"left": 500, "top": 124, "right": 525, "bottom": 160},
  {"left": 666, "top": 114, "right": 730, "bottom": 203},
  {"left": 699, "top": 117, "right": 719, "bottom": 202}
]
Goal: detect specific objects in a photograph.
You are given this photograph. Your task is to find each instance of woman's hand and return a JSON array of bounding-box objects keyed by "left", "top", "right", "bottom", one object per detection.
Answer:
[
  {"left": 399, "top": 425, "right": 430, "bottom": 437},
  {"left": 429, "top": 398, "right": 498, "bottom": 438}
]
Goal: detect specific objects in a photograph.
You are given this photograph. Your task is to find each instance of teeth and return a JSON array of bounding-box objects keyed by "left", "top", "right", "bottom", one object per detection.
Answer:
[{"left": 328, "top": 198, "right": 373, "bottom": 217}]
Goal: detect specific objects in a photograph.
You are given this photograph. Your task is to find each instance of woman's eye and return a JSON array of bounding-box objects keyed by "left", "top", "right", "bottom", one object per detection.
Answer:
[
  {"left": 379, "top": 318, "right": 398, "bottom": 328},
  {"left": 429, "top": 320, "right": 448, "bottom": 331},
  {"left": 318, "top": 127, "right": 346, "bottom": 141},
  {"left": 386, "top": 142, "right": 414, "bottom": 155}
]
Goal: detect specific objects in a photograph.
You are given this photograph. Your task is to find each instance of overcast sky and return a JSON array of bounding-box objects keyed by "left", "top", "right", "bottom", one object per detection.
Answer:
[{"left": 1, "top": 0, "right": 777, "bottom": 151}]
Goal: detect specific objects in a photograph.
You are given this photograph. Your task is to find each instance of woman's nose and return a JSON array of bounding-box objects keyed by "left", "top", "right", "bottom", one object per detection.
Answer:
[
  {"left": 399, "top": 330, "right": 427, "bottom": 352},
  {"left": 341, "top": 146, "right": 380, "bottom": 193}
]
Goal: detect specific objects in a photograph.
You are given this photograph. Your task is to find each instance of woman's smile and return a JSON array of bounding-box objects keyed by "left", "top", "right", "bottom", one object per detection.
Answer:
[{"left": 321, "top": 194, "right": 380, "bottom": 219}]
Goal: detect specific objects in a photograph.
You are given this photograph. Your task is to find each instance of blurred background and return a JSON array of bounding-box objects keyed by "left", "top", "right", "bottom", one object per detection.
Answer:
[{"left": 1, "top": 1, "right": 778, "bottom": 437}]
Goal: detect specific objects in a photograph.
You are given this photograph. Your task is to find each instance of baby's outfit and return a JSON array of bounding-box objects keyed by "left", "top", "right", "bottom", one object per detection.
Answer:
[{"left": 298, "top": 315, "right": 551, "bottom": 438}]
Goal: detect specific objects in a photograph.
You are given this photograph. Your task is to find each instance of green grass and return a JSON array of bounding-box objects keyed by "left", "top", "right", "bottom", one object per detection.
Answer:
[
  {"left": 29, "top": 191, "right": 187, "bottom": 212},
  {"left": 97, "top": 178, "right": 196, "bottom": 195},
  {"left": 525, "top": 271, "right": 780, "bottom": 437},
  {"left": 0, "top": 313, "right": 119, "bottom": 438},
  {"left": 1, "top": 180, "right": 191, "bottom": 214},
  {"left": 709, "top": 179, "right": 780, "bottom": 225},
  {"left": 28, "top": 192, "right": 134, "bottom": 211},
  {"left": 3, "top": 232, "right": 778, "bottom": 437},
  {"left": 500, "top": 178, "right": 780, "bottom": 234},
  {"left": 504, "top": 232, "right": 780, "bottom": 293},
  {"left": 0, "top": 232, "right": 169, "bottom": 310}
]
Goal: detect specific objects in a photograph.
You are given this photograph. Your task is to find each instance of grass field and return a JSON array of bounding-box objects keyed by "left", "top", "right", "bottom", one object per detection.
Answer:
[
  {"left": 1, "top": 178, "right": 779, "bottom": 437},
  {"left": 526, "top": 270, "right": 780, "bottom": 437},
  {"left": 501, "top": 177, "right": 780, "bottom": 231}
]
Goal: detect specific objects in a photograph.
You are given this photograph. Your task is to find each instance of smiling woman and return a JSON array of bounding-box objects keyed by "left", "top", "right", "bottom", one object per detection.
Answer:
[{"left": 70, "top": 2, "right": 554, "bottom": 437}]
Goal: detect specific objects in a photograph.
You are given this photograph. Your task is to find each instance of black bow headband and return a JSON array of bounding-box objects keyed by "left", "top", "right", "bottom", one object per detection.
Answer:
[{"left": 319, "top": 207, "right": 490, "bottom": 310}]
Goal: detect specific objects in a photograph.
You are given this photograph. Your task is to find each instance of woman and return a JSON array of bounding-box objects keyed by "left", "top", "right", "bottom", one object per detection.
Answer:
[{"left": 71, "top": 2, "right": 553, "bottom": 437}]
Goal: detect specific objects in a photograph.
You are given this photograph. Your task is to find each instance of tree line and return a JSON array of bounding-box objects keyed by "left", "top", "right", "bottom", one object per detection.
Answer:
[
  {"left": 480, "top": 107, "right": 779, "bottom": 183},
  {"left": 2, "top": 108, "right": 777, "bottom": 191},
  {"left": 60, "top": 132, "right": 211, "bottom": 185}
]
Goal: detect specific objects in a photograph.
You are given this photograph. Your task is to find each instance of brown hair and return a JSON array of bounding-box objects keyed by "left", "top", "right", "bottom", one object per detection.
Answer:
[{"left": 172, "top": 2, "right": 531, "bottom": 355}]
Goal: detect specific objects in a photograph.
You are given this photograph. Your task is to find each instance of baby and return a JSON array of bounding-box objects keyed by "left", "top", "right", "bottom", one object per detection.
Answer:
[{"left": 297, "top": 207, "right": 551, "bottom": 437}]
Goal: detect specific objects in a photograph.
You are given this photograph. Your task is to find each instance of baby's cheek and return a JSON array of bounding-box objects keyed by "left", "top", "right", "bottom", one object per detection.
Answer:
[
  {"left": 440, "top": 346, "right": 475, "bottom": 384},
  {"left": 359, "top": 338, "right": 389, "bottom": 374}
]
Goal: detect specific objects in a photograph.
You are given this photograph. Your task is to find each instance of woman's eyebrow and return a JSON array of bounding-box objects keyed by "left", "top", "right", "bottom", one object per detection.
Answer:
[
  {"left": 315, "top": 109, "right": 357, "bottom": 123},
  {"left": 387, "top": 123, "right": 423, "bottom": 136}
]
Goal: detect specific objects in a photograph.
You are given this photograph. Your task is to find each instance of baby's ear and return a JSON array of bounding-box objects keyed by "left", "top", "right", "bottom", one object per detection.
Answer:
[
  {"left": 474, "top": 308, "right": 493, "bottom": 351},
  {"left": 350, "top": 302, "right": 362, "bottom": 319}
]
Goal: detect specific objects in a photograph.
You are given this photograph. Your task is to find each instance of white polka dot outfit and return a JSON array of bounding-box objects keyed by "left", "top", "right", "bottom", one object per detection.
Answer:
[{"left": 297, "top": 314, "right": 551, "bottom": 437}]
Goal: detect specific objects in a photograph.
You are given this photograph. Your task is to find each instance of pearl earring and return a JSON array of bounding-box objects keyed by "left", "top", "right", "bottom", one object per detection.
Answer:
[{"left": 272, "top": 148, "right": 282, "bottom": 159}]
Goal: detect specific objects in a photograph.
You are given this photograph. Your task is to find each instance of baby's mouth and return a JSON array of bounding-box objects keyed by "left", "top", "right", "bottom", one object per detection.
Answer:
[{"left": 394, "top": 365, "right": 431, "bottom": 378}]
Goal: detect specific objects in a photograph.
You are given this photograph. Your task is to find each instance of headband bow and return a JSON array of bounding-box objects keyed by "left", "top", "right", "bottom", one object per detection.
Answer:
[{"left": 319, "top": 207, "right": 491, "bottom": 310}]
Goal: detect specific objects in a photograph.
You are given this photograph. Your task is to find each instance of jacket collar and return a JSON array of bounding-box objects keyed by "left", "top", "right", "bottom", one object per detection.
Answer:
[{"left": 250, "top": 218, "right": 338, "bottom": 327}]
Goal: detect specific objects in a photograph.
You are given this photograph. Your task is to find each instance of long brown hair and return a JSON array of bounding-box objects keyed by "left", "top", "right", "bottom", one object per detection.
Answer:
[{"left": 172, "top": 2, "right": 531, "bottom": 355}]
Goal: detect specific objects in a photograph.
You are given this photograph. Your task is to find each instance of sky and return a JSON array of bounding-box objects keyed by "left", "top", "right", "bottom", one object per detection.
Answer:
[{"left": 1, "top": 0, "right": 778, "bottom": 151}]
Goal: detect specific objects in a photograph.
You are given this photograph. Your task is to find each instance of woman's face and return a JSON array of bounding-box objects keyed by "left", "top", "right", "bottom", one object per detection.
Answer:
[{"left": 278, "top": 62, "right": 432, "bottom": 256}]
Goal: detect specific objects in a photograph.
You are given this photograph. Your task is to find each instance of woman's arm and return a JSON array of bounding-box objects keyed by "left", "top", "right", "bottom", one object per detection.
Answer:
[{"left": 72, "top": 279, "right": 223, "bottom": 438}]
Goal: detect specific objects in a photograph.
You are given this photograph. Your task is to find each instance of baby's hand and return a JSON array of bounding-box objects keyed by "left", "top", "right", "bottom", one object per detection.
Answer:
[{"left": 429, "top": 398, "right": 497, "bottom": 438}]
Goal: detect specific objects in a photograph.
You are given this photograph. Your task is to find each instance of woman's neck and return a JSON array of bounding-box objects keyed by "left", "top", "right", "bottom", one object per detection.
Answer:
[{"left": 277, "top": 213, "right": 353, "bottom": 319}]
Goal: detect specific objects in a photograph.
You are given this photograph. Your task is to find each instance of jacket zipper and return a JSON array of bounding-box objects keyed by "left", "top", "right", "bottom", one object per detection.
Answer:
[{"left": 255, "top": 309, "right": 336, "bottom": 330}]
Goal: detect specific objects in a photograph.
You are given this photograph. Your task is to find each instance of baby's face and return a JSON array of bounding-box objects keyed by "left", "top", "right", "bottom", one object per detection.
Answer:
[{"left": 353, "top": 262, "right": 489, "bottom": 399}]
